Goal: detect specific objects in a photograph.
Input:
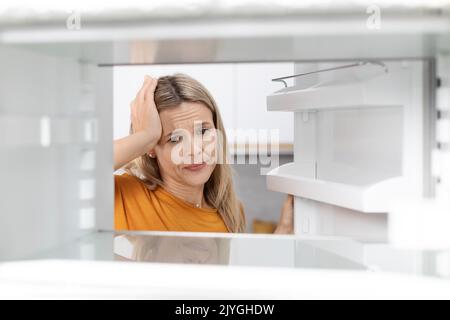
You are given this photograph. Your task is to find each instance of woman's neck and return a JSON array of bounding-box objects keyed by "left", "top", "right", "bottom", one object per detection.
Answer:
[{"left": 161, "top": 178, "right": 206, "bottom": 208}]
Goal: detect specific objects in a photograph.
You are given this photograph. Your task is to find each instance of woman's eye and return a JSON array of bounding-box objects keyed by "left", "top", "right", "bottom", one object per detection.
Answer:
[
  {"left": 169, "top": 135, "right": 182, "bottom": 143},
  {"left": 195, "top": 127, "right": 210, "bottom": 136}
]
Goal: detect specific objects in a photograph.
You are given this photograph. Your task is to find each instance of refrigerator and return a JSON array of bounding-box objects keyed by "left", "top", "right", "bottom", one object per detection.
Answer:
[{"left": 0, "top": 2, "right": 449, "bottom": 298}]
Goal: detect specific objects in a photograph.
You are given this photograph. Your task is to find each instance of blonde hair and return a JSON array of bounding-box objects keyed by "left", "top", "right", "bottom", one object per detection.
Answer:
[{"left": 126, "top": 73, "right": 246, "bottom": 233}]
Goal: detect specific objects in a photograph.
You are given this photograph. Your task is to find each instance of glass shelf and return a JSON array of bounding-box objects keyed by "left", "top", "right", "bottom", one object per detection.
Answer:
[{"left": 1, "top": 231, "right": 448, "bottom": 299}]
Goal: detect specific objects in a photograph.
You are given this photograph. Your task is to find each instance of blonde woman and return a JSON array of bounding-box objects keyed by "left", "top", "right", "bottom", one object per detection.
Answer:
[{"left": 114, "top": 74, "right": 293, "bottom": 233}]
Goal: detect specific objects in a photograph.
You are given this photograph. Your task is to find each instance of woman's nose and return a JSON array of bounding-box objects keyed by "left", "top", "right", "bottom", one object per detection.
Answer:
[{"left": 186, "top": 133, "right": 203, "bottom": 162}]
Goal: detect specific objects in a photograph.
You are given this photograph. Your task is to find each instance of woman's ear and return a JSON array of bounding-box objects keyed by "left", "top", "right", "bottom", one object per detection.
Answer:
[{"left": 148, "top": 149, "right": 156, "bottom": 158}]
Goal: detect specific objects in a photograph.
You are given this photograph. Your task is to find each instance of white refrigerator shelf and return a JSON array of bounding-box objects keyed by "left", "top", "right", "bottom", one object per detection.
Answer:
[
  {"left": 266, "top": 162, "right": 411, "bottom": 213},
  {"left": 267, "top": 82, "right": 404, "bottom": 112}
]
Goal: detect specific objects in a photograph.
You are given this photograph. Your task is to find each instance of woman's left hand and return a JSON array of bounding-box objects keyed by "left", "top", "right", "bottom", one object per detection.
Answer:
[{"left": 274, "top": 194, "right": 294, "bottom": 234}]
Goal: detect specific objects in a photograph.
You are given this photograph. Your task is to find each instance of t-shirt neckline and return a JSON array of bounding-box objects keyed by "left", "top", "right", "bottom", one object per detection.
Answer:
[{"left": 156, "top": 186, "right": 218, "bottom": 214}]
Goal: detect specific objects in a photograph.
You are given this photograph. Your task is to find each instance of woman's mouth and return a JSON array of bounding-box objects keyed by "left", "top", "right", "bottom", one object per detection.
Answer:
[{"left": 183, "top": 162, "right": 207, "bottom": 171}]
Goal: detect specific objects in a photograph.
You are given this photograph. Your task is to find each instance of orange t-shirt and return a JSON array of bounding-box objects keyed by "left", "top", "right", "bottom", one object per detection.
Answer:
[{"left": 114, "top": 174, "right": 229, "bottom": 232}]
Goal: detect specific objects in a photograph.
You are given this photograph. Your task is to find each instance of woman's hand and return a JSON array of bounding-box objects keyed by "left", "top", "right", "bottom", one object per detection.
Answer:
[
  {"left": 130, "top": 75, "right": 161, "bottom": 140},
  {"left": 274, "top": 194, "right": 294, "bottom": 234},
  {"left": 114, "top": 76, "right": 161, "bottom": 171}
]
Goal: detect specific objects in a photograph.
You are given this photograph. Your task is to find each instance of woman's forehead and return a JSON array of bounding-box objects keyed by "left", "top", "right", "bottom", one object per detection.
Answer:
[{"left": 160, "top": 102, "right": 214, "bottom": 131}]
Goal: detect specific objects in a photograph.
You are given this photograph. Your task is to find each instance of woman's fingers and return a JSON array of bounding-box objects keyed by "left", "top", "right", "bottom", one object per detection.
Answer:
[
  {"left": 144, "top": 77, "right": 158, "bottom": 102},
  {"left": 136, "top": 75, "right": 153, "bottom": 102},
  {"left": 128, "top": 75, "right": 162, "bottom": 143},
  {"left": 131, "top": 75, "right": 157, "bottom": 122}
]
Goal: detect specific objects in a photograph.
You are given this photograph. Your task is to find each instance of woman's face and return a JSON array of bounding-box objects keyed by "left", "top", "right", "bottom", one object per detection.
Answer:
[{"left": 154, "top": 102, "right": 217, "bottom": 188}]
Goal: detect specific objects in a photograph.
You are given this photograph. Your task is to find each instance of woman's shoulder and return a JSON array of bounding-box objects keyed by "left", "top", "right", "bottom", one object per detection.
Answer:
[
  {"left": 115, "top": 172, "right": 138, "bottom": 184},
  {"left": 114, "top": 172, "right": 151, "bottom": 193}
]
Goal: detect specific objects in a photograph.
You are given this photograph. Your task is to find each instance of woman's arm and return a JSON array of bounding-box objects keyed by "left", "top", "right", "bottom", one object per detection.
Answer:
[
  {"left": 274, "top": 194, "right": 294, "bottom": 234},
  {"left": 114, "top": 76, "right": 162, "bottom": 171},
  {"left": 114, "top": 132, "right": 159, "bottom": 171}
]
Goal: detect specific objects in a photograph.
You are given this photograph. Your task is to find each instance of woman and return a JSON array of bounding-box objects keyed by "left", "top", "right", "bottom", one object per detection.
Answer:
[{"left": 114, "top": 73, "right": 293, "bottom": 233}]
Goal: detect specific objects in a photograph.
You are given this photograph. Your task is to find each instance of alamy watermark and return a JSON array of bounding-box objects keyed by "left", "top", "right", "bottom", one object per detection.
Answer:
[
  {"left": 366, "top": 4, "right": 381, "bottom": 30},
  {"left": 169, "top": 121, "right": 280, "bottom": 175},
  {"left": 66, "top": 11, "right": 81, "bottom": 30}
]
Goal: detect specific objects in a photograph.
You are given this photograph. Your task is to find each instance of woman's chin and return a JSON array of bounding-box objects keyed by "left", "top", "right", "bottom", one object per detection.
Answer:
[{"left": 180, "top": 165, "right": 213, "bottom": 186}]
